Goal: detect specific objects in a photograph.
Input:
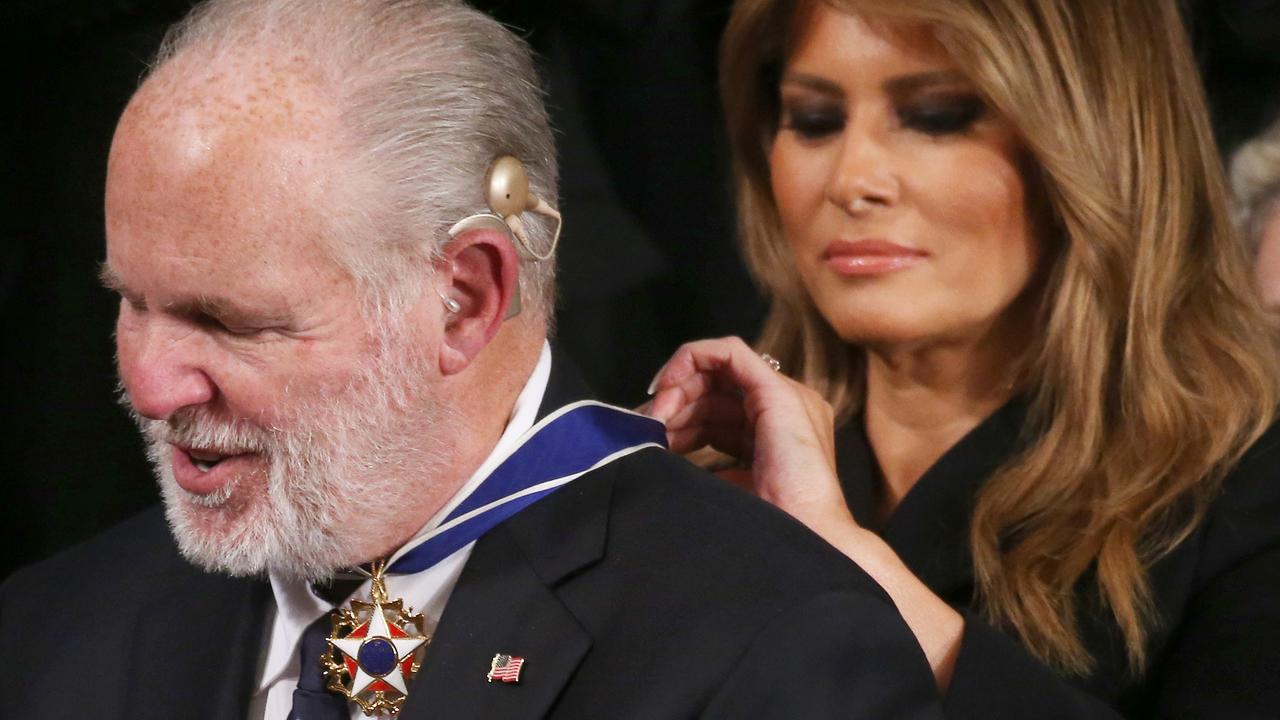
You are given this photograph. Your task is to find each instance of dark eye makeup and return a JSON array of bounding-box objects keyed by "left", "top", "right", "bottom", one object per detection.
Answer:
[
  {"left": 898, "top": 93, "right": 987, "bottom": 135},
  {"left": 777, "top": 89, "right": 989, "bottom": 141},
  {"left": 780, "top": 103, "right": 846, "bottom": 140}
]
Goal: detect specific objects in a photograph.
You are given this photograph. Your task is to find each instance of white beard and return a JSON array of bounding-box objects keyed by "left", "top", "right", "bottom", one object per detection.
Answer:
[{"left": 128, "top": 328, "right": 455, "bottom": 581}]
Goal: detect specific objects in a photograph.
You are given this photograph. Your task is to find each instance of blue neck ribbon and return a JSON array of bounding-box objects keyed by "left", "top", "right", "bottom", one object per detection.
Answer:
[{"left": 387, "top": 401, "right": 667, "bottom": 575}]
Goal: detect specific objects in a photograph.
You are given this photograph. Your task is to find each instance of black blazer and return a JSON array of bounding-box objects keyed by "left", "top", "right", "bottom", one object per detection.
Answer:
[
  {"left": 836, "top": 399, "right": 1280, "bottom": 719},
  {"left": 2, "top": 354, "right": 941, "bottom": 719}
]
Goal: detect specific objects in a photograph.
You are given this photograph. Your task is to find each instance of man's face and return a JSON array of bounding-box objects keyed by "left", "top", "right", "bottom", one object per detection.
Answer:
[{"left": 103, "top": 56, "right": 449, "bottom": 579}]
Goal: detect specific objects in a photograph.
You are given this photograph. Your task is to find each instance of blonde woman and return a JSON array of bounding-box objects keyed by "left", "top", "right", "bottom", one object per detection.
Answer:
[
  {"left": 1231, "top": 117, "right": 1280, "bottom": 308},
  {"left": 646, "top": 0, "right": 1280, "bottom": 716}
]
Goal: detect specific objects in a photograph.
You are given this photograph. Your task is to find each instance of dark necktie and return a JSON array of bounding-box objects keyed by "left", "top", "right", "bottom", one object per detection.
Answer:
[
  {"left": 287, "top": 614, "right": 349, "bottom": 720},
  {"left": 287, "top": 578, "right": 364, "bottom": 720}
]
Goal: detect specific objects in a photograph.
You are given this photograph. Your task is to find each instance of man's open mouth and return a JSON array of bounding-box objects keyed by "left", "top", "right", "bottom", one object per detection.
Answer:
[{"left": 187, "top": 448, "right": 235, "bottom": 472}]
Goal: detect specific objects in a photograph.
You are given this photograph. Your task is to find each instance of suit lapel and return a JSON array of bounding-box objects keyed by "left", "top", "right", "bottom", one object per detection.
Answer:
[
  {"left": 401, "top": 522, "right": 596, "bottom": 719},
  {"left": 402, "top": 347, "right": 609, "bottom": 718},
  {"left": 123, "top": 562, "right": 269, "bottom": 720}
]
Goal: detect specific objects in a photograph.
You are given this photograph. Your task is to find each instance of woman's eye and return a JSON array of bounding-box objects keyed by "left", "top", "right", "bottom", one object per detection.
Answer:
[
  {"left": 781, "top": 106, "right": 846, "bottom": 140},
  {"left": 899, "top": 95, "right": 986, "bottom": 136}
]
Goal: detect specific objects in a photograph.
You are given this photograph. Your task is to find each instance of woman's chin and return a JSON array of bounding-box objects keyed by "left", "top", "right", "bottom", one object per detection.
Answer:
[{"left": 827, "top": 314, "right": 953, "bottom": 350}]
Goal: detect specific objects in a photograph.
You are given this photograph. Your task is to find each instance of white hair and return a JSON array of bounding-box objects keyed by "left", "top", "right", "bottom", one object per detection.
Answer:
[
  {"left": 148, "top": 0, "right": 559, "bottom": 319},
  {"left": 1231, "top": 117, "right": 1280, "bottom": 254}
]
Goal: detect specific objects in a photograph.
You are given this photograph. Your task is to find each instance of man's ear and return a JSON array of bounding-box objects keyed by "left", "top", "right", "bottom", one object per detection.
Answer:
[{"left": 436, "top": 227, "right": 521, "bottom": 376}]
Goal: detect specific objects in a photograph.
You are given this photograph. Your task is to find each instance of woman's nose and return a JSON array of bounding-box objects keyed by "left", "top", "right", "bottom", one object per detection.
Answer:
[
  {"left": 825, "top": 128, "right": 900, "bottom": 215},
  {"left": 116, "top": 316, "right": 216, "bottom": 421}
]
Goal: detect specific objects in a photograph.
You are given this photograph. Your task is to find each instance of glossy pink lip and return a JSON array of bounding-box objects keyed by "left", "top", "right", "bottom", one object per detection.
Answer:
[
  {"left": 170, "top": 444, "right": 259, "bottom": 496},
  {"left": 823, "top": 238, "right": 928, "bottom": 276}
]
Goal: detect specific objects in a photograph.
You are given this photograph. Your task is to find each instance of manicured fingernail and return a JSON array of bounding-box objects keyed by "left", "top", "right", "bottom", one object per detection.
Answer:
[{"left": 646, "top": 367, "right": 664, "bottom": 396}]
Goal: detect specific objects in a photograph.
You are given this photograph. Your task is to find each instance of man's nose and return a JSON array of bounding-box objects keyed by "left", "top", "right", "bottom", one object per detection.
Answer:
[
  {"left": 825, "top": 127, "right": 900, "bottom": 215},
  {"left": 117, "top": 317, "right": 217, "bottom": 420}
]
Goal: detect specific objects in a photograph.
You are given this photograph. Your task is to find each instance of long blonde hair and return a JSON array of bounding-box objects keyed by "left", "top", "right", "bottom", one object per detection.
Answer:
[{"left": 722, "top": 0, "right": 1280, "bottom": 673}]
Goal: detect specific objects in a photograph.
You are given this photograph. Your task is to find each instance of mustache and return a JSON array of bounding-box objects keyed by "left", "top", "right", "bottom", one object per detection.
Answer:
[
  {"left": 119, "top": 404, "right": 275, "bottom": 460},
  {"left": 115, "top": 379, "right": 276, "bottom": 453},
  {"left": 156, "top": 406, "right": 275, "bottom": 454}
]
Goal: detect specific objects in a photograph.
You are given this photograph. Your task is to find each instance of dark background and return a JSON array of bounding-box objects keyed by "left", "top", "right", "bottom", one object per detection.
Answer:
[{"left": 3, "top": 0, "right": 1278, "bottom": 581}]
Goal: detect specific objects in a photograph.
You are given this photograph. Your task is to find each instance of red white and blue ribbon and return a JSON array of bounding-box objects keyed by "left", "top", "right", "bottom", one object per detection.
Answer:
[{"left": 387, "top": 401, "right": 667, "bottom": 575}]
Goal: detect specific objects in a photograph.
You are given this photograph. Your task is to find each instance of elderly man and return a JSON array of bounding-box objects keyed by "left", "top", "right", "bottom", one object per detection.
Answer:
[
  {"left": 1231, "top": 117, "right": 1280, "bottom": 308},
  {"left": 0, "top": 1, "right": 940, "bottom": 718}
]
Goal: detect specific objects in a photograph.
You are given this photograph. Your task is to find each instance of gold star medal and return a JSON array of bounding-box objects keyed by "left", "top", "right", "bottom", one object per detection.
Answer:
[{"left": 322, "top": 559, "right": 430, "bottom": 716}]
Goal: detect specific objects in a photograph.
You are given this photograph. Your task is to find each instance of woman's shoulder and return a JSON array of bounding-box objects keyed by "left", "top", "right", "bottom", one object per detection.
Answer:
[
  {"left": 1191, "top": 417, "right": 1280, "bottom": 579},
  {"left": 1215, "top": 417, "right": 1280, "bottom": 511}
]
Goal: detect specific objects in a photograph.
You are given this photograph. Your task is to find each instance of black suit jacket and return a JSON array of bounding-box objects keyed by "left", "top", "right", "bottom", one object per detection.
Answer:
[
  {"left": 2, "top": 354, "right": 941, "bottom": 719},
  {"left": 836, "top": 399, "right": 1280, "bottom": 719}
]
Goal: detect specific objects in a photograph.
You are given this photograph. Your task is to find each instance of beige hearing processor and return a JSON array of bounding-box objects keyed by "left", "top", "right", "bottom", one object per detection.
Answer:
[{"left": 448, "top": 155, "right": 562, "bottom": 319}]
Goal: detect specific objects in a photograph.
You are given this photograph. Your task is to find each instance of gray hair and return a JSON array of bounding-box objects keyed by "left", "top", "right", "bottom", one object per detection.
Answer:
[
  {"left": 149, "top": 0, "right": 558, "bottom": 319},
  {"left": 1230, "top": 117, "right": 1280, "bottom": 255}
]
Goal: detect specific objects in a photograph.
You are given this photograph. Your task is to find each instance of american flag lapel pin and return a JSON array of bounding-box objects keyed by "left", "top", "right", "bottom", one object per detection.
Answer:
[{"left": 488, "top": 653, "right": 525, "bottom": 683}]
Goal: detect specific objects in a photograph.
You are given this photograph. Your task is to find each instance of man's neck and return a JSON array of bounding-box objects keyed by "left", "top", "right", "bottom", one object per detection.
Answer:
[{"left": 374, "top": 337, "right": 550, "bottom": 564}]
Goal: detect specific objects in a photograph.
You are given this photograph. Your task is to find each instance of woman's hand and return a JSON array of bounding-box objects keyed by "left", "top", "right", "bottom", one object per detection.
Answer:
[
  {"left": 641, "top": 336, "right": 964, "bottom": 690},
  {"left": 642, "top": 336, "right": 854, "bottom": 535}
]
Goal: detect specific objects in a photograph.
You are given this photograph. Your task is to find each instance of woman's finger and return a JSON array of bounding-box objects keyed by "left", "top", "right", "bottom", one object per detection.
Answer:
[
  {"left": 661, "top": 392, "right": 748, "bottom": 436},
  {"left": 666, "top": 420, "right": 752, "bottom": 457},
  {"left": 650, "top": 337, "right": 781, "bottom": 391},
  {"left": 658, "top": 391, "right": 751, "bottom": 456},
  {"left": 648, "top": 366, "right": 720, "bottom": 423},
  {"left": 649, "top": 340, "right": 835, "bottom": 431}
]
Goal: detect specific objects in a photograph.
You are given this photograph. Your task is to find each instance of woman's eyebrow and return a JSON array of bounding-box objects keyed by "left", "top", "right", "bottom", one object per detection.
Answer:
[
  {"left": 779, "top": 72, "right": 844, "bottom": 96},
  {"left": 882, "top": 70, "right": 969, "bottom": 94},
  {"left": 780, "top": 69, "right": 970, "bottom": 97}
]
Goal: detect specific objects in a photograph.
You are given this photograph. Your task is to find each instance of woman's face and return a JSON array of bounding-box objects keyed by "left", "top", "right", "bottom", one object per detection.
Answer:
[{"left": 769, "top": 4, "right": 1040, "bottom": 349}]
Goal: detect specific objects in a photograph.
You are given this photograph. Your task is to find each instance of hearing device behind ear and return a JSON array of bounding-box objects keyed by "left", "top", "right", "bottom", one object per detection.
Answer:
[
  {"left": 447, "top": 155, "right": 563, "bottom": 319},
  {"left": 448, "top": 155, "right": 562, "bottom": 261}
]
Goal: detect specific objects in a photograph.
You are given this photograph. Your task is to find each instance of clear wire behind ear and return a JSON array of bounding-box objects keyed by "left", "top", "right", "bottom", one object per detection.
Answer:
[{"left": 519, "top": 199, "right": 562, "bottom": 261}]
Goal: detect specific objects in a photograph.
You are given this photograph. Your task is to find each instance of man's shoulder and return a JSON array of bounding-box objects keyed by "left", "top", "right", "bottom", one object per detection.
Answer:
[
  {"left": 487, "top": 447, "right": 939, "bottom": 717},
  {"left": 547, "top": 445, "right": 890, "bottom": 620},
  {"left": 2, "top": 505, "right": 192, "bottom": 616},
  {"left": 603, "top": 448, "right": 883, "bottom": 593},
  {"left": 1, "top": 507, "right": 268, "bottom": 717}
]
